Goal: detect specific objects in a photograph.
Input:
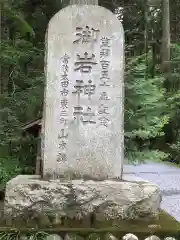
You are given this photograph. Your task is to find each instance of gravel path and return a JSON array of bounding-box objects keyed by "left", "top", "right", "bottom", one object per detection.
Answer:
[{"left": 124, "top": 161, "right": 180, "bottom": 222}]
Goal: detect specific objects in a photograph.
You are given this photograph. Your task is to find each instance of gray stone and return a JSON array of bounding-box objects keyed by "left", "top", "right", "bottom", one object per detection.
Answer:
[
  {"left": 105, "top": 233, "right": 118, "bottom": 240},
  {"left": 43, "top": 4, "right": 124, "bottom": 180},
  {"left": 122, "top": 234, "right": 138, "bottom": 240},
  {"left": 4, "top": 175, "right": 161, "bottom": 223},
  {"left": 144, "top": 236, "right": 161, "bottom": 240},
  {"left": 70, "top": 0, "right": 98, "bottom": 4},
  {"left": 46, "top": 235, "right": 63, "bottom": 240},
  {"left": 123, "top": 174, "right": 149, "bottom": 183},
  {"left": 164, "top": 238, "right": 177, "bottom": 240}
]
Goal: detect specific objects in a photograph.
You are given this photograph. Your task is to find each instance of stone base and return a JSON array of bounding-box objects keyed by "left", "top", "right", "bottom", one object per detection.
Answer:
[{"left": 4, "top": 175, "right": 162, "bottom": 226}]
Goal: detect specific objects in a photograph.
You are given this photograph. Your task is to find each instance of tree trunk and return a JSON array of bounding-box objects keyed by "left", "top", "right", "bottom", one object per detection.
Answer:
[
  {"left": 0, "top": 3, "right": 9, "bottom": 94},
  {"left": 161, "top": 0, "right": 170, "bottom": 74}
]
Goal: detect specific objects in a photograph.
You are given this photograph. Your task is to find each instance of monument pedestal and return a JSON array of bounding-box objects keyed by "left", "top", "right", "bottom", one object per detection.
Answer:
[{"left": 4, "top": 175, "right": 161, "bottom": 226}]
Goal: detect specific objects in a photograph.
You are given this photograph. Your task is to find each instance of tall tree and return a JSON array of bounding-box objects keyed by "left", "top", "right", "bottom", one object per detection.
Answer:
[{"left": 161, "top": 0, "right": 170, "bottom": 74}]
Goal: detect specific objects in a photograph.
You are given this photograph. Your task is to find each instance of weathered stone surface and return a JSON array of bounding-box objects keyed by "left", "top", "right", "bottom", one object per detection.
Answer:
[
  {"left": 42, "top": 4, "right": 124, "bottom": 180},
  {"left": 164, "top": 238, "right": 176, "bottom": 240},
  {"left": 123, "top": 234, "right": 138, "bottom": 240},
  {"left": 144, "top": 236, "right": 161, "bottom": 240},
  {"left": 46, "top": 235, "right": 63, "bottom": 240},
  {"left": 70, "top": 0, "right": 98, "bottom": 4},
  {"left": 105, "top": 234, "right": 118, "bottom": 240},
  {"left": 4, "top": 175, "right": 161, "bottom": 225}
]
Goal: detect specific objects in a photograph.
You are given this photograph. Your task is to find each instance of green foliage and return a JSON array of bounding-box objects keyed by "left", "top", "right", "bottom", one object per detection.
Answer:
[
  {"left": 0, "top": 231, "right": 48, "bottom": 240},
  {"left": 0, "top": 157, "right": 22, "bottom": 191},
  {"left": 125, "top": 55, "right": 169, "bottom": 161},
  {"left": 169, "top": 137, "right": 180, "bottom": 164},
  {"left": 2, "top": 0, "right": 35, "bottom": 37},
  {"left": 0, "top": 0, "right": 44, "bottom": 188},
  {"left": 162, "top": 44, "right": 180, "bottom": 164}
]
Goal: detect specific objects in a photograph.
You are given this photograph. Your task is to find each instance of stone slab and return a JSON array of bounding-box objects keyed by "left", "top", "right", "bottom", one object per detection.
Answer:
[
  {"left": 123, "top": 174, "right": 149, "bottom": 183},
  {"left": 42, "top": 5, "right": 124, "bottom": 180},
  {"left": 4, "top": 175, "right": 161, "bottom": 225}
]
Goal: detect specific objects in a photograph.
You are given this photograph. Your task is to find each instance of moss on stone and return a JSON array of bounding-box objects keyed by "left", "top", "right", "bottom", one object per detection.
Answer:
[
  {"left": 53, "top": 210, "right": 180, "bottom": 234},
  {"left": 2, "top": 209, "right": 180, "bottom": 237}
]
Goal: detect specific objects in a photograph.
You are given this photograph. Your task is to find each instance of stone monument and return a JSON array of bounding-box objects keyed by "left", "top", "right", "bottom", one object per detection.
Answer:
[
  {"left": 4, "top": 1, "right": 162, "bottom": 225},
  {"left": 42, "top": 1, "right": 124, "bottom": 180}
]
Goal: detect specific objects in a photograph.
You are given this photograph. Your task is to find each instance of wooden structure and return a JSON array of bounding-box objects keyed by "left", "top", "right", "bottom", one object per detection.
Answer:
[
  {"left": 21, "top": 117, "right": 42, "bottom": 175},
  {"left": 21, "top": 117, "right": 42, "bottom": 136}
]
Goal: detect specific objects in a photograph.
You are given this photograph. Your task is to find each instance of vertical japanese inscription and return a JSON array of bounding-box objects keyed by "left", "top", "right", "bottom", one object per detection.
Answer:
[
  {"left": 73, "top": 26, "right": 99, "bottom": 44},
  {"left": 73, "top": 26, "right": 99, "bottom": 124},
  {"left": 98, "top": 37, "right": 111, "bottom": 127},
  {"left": 57, "top": 53, "right": 70, "bottom": 162},
  {"left": 74, "top": 52, "right": 97, "bottom": 73}
]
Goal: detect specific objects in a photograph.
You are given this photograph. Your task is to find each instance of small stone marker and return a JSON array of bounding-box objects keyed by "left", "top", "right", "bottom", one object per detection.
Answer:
[{"left": 42, "top": 3, "right": 124, "bottom": 180}]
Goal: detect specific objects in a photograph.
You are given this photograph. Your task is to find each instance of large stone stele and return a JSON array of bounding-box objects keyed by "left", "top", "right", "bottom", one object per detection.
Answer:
[{"left": 4, "top": 175, "right": 161, "bottom": 226}]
